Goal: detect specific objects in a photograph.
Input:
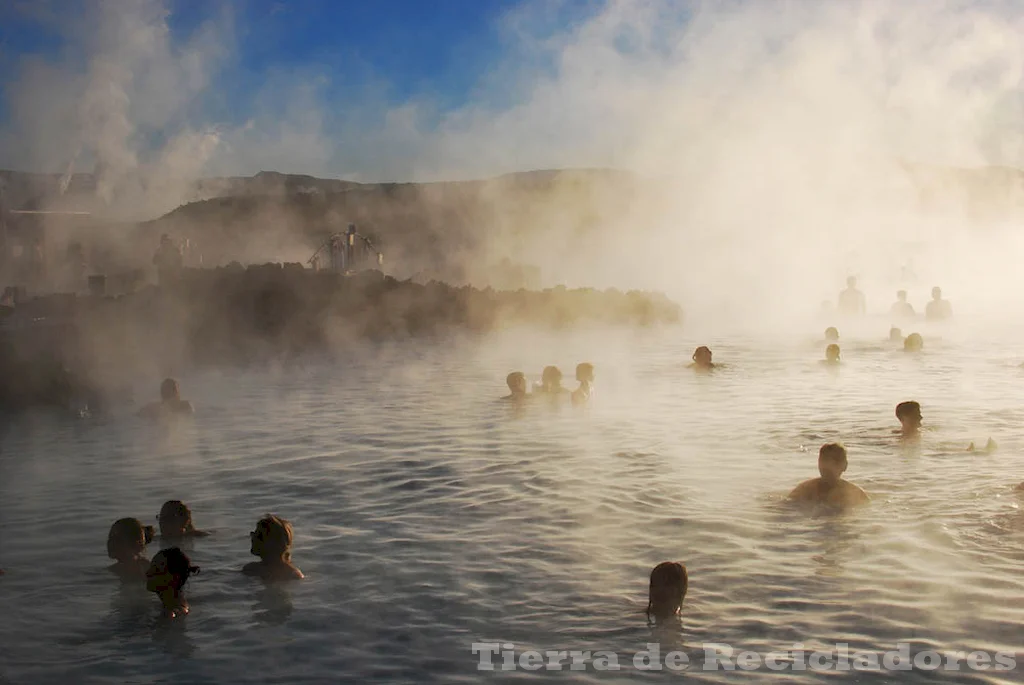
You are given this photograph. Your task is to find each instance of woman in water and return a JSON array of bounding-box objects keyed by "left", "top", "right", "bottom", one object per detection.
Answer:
[
  {"left": 243, "top": 514, "right": 304, "bottom": 580},
  {"left": 107, "top": 517, "right": 153, "bottom": 581},
  {"left": 158, "top": 500, "right": 210, "bottom": 540},
  {"left": 647, "top": 561, "right": 688, "bottom": 622},
  {"left": 146, "top": 547, "right": 200, "bottom": 618}
]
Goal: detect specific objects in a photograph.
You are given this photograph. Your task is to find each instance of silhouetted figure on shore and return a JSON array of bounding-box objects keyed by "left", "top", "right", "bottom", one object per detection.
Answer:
[
  {"left": 646, "top": 561, "right": 688, "bottom": 623},
  {"left": 572, "top": 363, "right": 594, "bottom": 406},
  {"left": 146, "top": 547, "right": 199, "bottom": 619},
  {"left": 153, "top": 234, "right": 183, "bottom": 286},
  {"left": 925, "top": 287, "right": 952, "bottom": 322},
  {"left": 890, "top": 290, "right": 915, "bottom": 320},
  {"left": 690, "top": 346, "right": 715, "bottom": 371},
  {"left": 788, "top": 443, "right": 869, "bottom": 509},
  {"left": 904, "top": 333, "right": 923, "bottom": 353},
  {"left": 139, "top": 378, "right": 194, "bottom": 419},
  {"left": 502, "top": 372, "right": 529, "bottom": 402},
  {"left": 838, "top": 276, "right": 865, "bottom": 316}
]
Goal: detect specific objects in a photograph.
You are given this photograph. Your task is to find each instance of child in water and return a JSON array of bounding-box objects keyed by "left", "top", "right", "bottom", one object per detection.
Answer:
[
  {"left": 647, "top": 561, "right": 688, "bottom": 622},
  {"left": 571, "top": 363, "right": 594, "bottom": 406},
  {"left": 107, "top": 517, "right": 154, "bottom": 581},
  {"left": 139, "top": 378, "right": 194, "bottom": 419},
  {"left": 243, "top": 514, "right": 304, "bottom": 580},
  {"left": 788, "top": 443, "right": 870, "bottom": 509},
  {"left": 158, "top": 500, "right": 210, "bottom": 540},
  {"left": 146, "top": 547, "right": 200, "bottom": 618}
]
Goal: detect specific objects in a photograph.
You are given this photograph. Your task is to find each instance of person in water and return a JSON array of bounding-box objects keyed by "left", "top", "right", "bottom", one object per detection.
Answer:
[
  {"left": 243, "top": 514, "right": 304, "bottom": 580},
  {"left": 146, "top": 547, "right": 199, "bottom": 618},
  {"left": 904, "top": 333, "right": 923, "bottom": 352},
  {"left": 895, "top": 401, "right": 922, "bottom": 437},
  {"left": 890, "top": 290, "right": 915, "bottom": 319},
  {"left": 690, "top": 346, "right": 715, "bottom": 370},
  {"left": 824, "top": 327, "right": 839, "bottom": 342},
  {"left": 536, "top": 366, "right": 569, "bottom": 394},
  {"left": 158, "top": 500, "right": 210, "bottom": 540},
  {"left": 788, "top": 443, "right": 870, "bottom": 509},
  {"left": 572, "top": 363, "right": 594, "bottom": 406},
  {"left": 925, "top": 286, "right": 952, "bottom": 322},
  {"left": 502, "top": 372, "right": 529, "bottom": 401},
  {"left": 837, "top": 276, "right": 866, "bottom": 316},
  {"left": 107, "top": 517, "right": 154, "bottom": 581},
  {"left": 139, "top": 378, "right": 194, "bottom": 418},
  {"left": 823, "top": 344, "right": 840, "bottom": 365},
  {"left": 889, "top": 327, "right": 903, "bottom": 343},
  {"left": 647, "top": 561, "right": 688, "bottom": 622}
]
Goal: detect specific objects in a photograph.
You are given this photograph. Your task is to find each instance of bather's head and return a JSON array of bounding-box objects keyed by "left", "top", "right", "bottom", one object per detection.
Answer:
[
  {"left": 107, "top": 517, "right": 149, "bottom": 562},
  {"left": 160, "top": 378, "right": 180, "bottom": 402},
  {"left": 895, "top": 401, "right": 922, "bottom": 432},
  {"left": 931, "top": 286, "right": 942, "bottom": 301},
  {"left": 692, "top": 346, "right": 713, "bottom": 368},
  {"left": 506, "top": 372, "right": 527, "bottom": 396},
  {"left": 541, "top": 366, "right": 563, "bottom": 391},
  {"left": 817, "top": 443, "right": 848, "bottom": 485},
  {"left": 575, "top": 363, "right": 594, "bottom": 384},
  {"left": 824, "top": 327, "right": 839, "bottom": 342},
  {"left": 647, "top": 561, "right": 688, "bottom": 621},
  {"left": 158, "top": 500, "right": 196, "bottom": 538},
  {"left": 146, "top": 547, "right": 199, "bottom": 595},
  {"left": 251, "top": 514, "right": 294, "bottom": 562},
  {"left": 904, "top": 333, "right": 923, "bottom": 352}
]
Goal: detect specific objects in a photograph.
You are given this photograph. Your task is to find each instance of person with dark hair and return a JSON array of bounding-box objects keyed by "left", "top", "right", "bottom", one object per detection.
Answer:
[
  {"left": 138, "top": 378, "right": 194, "bottom": 418},
  {"left": 788, "top": 443, "right": 869, "bottom": 509},
  {"left": 689, "top": 346, "right": 715, "bottom": 370},
  {"left": 535, "top": 366, "right": 568, "bottom": 395},
  {"left": 146, "top": 547, "right": 200, "bottom": 618},
  {"left": 571, "top": 363, "right": 594, "bottom": 406},
  {"left": 647, "top": 561, "right": 688, "bottom": 622},
  {"left": 243, "top": 514, "right": 304, "bottom": 580},
  {"left": 107, "top": 517, "right": 153, "bottom": 581},
  {"left": 502, "top": 372, "right": 529, "bottom": 401},
  {"left": 895, "top": 401, "right": 922, "bottom": 437},
  {"left": 158, "top": 500, "right": 210, "bottom": 540}
]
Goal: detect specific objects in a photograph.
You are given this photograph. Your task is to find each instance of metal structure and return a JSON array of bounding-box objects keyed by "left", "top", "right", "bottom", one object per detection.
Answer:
[{"left": 307, "top": 223, "right": 383, "bottom": 274}]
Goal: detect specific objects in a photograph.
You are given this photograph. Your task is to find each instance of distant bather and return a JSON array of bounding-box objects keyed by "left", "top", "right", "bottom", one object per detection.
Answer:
[{"left": 925, "top": 287, "right": 952, "bottom": 322}]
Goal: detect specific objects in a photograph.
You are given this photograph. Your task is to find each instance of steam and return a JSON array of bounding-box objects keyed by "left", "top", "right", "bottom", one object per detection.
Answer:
[{"left": 3, "top": 0, "right": 1024, "bottom": 331}]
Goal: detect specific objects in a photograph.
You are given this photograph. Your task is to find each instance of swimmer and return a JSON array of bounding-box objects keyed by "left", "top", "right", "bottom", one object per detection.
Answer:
[
  {"left": 571, "top": 362, "right": 594, "bottom": 406},
  {"left": 107, "top": 517, "right": 153, "bottom": 581},
  {"left": 158, "top": 500, "right": 210, "bottom": 540},
  {"left": 536, "top": 366, "right": 569, "bottom": 394},
  {"left": 824, "top": 327, "right": 839, "bottom": 342},
  {"left": 689, "top": 346, "right": 715, "bottom": 370},
  {"left": 647, "top": 561, "right": 688, "bottom": 622},
  {"left": 243, "top": 514, "right": 304, "bottom": 580},
  {"left": 967, "top": 438, "right": 998, "bottom": 453},
  {"left": 895, "top": 401, "right": 922, "bottom": 437},
  {"left": 788, "top": 443, "right": 870, "bottom": 509},
  {"left": 837, "top": 276, "right": 866, "bottom": 316},
  {"left": 890, "top": 290, "right": 915, "bottom": 319},
  {"left": 138, "top": 378, "right": 194, "bottom": 418},
  {"left": 925, "top": 286, "right": 952, "bottom": 322},
  {"left": 889, "top": 327, "right": 903, "bottom": 343},
  {"left": 502, "top": 372, "right": 529, "bottom": 401},
  {"left": 904, "top": 332, "right": 923, "bottom": 353},
  {"left": 146, "top": 547, "right": 199, "bottom": 618},
  {"left": 823, "top": 344, "right": 840, "bottom": 365}
]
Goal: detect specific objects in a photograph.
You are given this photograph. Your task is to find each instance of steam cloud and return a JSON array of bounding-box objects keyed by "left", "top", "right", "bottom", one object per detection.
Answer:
[{"left": 3, "top": 0, "right": 1024, "bottom": 330}]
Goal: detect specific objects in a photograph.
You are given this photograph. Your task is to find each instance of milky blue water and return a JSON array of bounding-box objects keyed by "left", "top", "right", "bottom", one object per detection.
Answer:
[{"left": 1, "top": 321, "right": 1022, "bottom": 684}]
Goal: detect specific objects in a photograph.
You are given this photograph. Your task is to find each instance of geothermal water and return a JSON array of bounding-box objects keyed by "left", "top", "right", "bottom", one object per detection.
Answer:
[{"left": 0, "top": 320, "right": 1023, "bottom": 684}]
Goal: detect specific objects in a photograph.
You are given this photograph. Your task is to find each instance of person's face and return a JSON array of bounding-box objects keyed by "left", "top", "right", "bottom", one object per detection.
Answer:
[
  {"left": 695, "top": 349, "right": 712, "bottom": 365},
  {"left": 160, "top": 511, "right": 187, "bottom": 538},
  {"left": 146, "top": 555, "right": 175, "bottom": 593},
  {"left": 819, "top": 456, "right": 847, "bottom": 482},
  {"left": 903, "top": 407, "right": 922, "bottom": 426}
]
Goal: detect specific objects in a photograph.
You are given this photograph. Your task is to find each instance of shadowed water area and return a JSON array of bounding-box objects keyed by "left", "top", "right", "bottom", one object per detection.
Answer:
[{"left": 1, "top": 323, "right": 1022, "bottom": 684}]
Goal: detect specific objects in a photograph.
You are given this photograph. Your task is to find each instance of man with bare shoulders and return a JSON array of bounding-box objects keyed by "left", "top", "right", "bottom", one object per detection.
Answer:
[
  {"left": 788, "top": 443, "right": 869, "bottom": 509},
  {"left": 139, "top": 378, "right": 194, "bottom": 419}
]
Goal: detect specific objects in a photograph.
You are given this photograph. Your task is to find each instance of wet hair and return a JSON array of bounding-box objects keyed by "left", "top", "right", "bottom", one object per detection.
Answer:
[
  {"left": 819, "top": 442, "right": 847, "bottom": 464},
  {"left": 575, "top": 362, "right": 594, "bottom": 383},
  {"left": 158, "top": 500, "right": 196, "bottom": 537},
  {"left": 541, "top": 366, "right": 562, "bottom": 385},
  {"left": 255, "top": 514, "right": 294, "bottom": 561},
  {"left": 904, "top": 333, "right": 923, "bottom": 351},
  {"left": 895, "top": 401, "right": 921, "bottom": 421},
  {"left": 506, "top": 371, "right": 526, "bottom": 391},
  {"left": 153, "top": 547, "right": 200, "bottom": 590},
  {"left": 825, "top": 344, "right": 840, "bottom": 360},
  {"left": 647, "top": 561, "right": 688, "bottom": 620},
  {"left": 692, "top": 346, "right": 712, "bottom": 361},
  {"left": 160, "top": 378, "right": 180, "bottom": 401},
  {"left": 824, "top": 327, "right": 839, "bottom": 341},
  {"left": 107, "top": 518, "right": 149, "bottom": 560}
]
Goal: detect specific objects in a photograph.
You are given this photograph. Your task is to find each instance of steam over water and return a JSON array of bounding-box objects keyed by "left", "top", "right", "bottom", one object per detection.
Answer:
[{"left": 1, "top": 322, "right": 1022, "bottom": 683}]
